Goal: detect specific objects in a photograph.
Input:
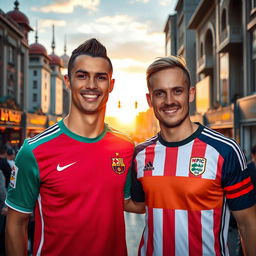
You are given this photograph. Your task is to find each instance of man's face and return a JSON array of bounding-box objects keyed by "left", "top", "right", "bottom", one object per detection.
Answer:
[
  {"left": 65, "top": 55, "right": 114, "bottom": 115},
  {"left": 146, "top": 67, "right": 195, "bottom": 129}
]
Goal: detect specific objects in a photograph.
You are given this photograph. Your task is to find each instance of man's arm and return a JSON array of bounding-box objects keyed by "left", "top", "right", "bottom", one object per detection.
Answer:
[
  {"left": 124, "top": 199, "right": 145, "bottom": 213},
  {"left": 5, "top": 207, "right": 30, "bottom": 256},
  {"left": 232, "top": 204, "right": 256, "bottom": 256}
]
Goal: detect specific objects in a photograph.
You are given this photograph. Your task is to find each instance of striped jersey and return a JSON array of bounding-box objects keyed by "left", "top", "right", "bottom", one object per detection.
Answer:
[
  {"left": 6, "top": 119, "right": 134, "bottom": 256},
  {"left": 131, "top": 123, "right": 255, "bottom": 256}
]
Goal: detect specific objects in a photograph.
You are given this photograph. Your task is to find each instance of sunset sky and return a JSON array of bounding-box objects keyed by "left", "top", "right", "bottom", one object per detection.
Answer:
[{"left": 1, "top": 0, "right": 177, "bottom": 125}]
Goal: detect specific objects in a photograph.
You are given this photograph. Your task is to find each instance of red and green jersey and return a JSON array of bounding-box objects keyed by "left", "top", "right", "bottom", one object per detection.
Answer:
[{"left": 6, "top": 119, "right": 134, "bottom": 256}]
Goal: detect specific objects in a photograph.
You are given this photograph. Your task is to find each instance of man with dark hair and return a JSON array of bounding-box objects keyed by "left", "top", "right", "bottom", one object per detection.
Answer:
[
  {"left": 6, "top": 38, "right": 135, "bottom": 256},
  {"left": 126, "top": 56, "right": 256, "bottom": 255}
]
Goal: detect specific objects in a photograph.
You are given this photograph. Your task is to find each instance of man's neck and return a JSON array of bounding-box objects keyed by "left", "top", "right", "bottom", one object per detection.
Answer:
[
  {"left": 160, "top": 119, "right": 198, "bottom": 143},
  {"left": 64, "top": 108, "right": 106, "bottom": 138}
]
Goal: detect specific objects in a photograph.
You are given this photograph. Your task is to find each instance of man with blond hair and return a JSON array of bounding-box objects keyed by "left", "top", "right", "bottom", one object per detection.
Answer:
[{"left": 126, "top": 56, "right": 256, "bottom": 256}]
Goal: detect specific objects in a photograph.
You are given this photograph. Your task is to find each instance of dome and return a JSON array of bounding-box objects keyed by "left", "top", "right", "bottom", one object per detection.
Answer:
[
  {"left": 60, "top": 54, "right": 69, "bottom": 69},
  {"left": 49, "top": 53, "right": 63, "bottom": 67},
  {"left": 6, "top": 1, "right": 32, "bottom": 30},
  {"left": 7, "top": 9, "right": 29, "bottom": 25},
  {"left": 29, "top": 43, "right": 48, "bottom": 57}
]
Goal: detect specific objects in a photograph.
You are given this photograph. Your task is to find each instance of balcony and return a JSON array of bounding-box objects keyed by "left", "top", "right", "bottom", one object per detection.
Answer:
[
  {"left": 218, "top": 25, "right": 242, "bottom": 52},
  {"left": 197, "top": 55, "right": 214, "bottom": 74}
]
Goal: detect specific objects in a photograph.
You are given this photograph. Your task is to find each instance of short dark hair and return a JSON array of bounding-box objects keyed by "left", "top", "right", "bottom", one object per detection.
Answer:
[
  {"left": 67, "top": 38, "right": 113, "bottom": 78},
  {"left": 146, "top": 56, "right": 191, "bottom": 89},
  {"left": 251, "top": 145, "right": 256, "bottom": 155}
]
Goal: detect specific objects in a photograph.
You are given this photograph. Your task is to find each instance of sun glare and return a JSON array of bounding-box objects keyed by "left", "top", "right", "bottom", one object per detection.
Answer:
[{"left": 105, "top": 106, "right": 137, "bottom": 134}]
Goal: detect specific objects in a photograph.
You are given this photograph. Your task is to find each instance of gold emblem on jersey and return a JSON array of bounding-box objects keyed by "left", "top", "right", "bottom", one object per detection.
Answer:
[
  {"left": 112, "top": 152, "right": 126, "bottom": 174},
  {"left": 189, "top": 157, "right": 207, "bottom": 176}
]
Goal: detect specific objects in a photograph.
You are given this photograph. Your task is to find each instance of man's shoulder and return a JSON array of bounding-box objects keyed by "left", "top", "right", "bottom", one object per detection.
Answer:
[
  {"left": 200, "top": 126, "right": 247, "bottom": 170},
  {"left": 200, "top": 126, "right": 241, "bottom": 154},
  {"left": 26, "top": 122, "right": 62, "bottom": 149},
  {"left": 106, "top": 125, "right": 134, "bottom": 146},
  {"left": 135, "top": 134, "right": 159, "bottom": 155}
]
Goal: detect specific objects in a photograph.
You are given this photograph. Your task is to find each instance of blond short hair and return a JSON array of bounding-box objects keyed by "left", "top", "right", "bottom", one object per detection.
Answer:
[{"left": 146, "top": 56, "right": 191, "bottom": 88}]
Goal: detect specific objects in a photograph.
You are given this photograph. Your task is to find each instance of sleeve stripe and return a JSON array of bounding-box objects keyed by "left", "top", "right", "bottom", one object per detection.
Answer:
[
  {"left": 202, "top": 126, "right": 247, "bottom": 168},
  {"left": 5, "top": 201, "right": 32, "bottom": 214},
  {"left": 224, "top": 177, "right": 252, "bottom": 192},
  {"left": 202, "top": 130, "right": 246, "bottom": 170},
  {"left": 225, "top": 185, "right": 254, "bottom": 199}
]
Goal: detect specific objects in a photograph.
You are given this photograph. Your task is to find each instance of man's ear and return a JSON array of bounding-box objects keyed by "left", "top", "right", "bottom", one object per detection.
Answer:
[
  {"left": 109, "top": 78, "right": 115, "bottom": 93},
  {"left": 146, "top": 93, "right": 152, "bottom": 107},
  {"left": 64, "top": 75, "right": 71, "bottom": 90},
  {"left": 189, "top": 87, "right": 195, "bottom": 103}
]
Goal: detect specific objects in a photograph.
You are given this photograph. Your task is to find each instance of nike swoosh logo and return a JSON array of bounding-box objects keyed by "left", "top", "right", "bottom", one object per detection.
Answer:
[{"left": 57, "top": 162, "right": 77, "bottom": 172}]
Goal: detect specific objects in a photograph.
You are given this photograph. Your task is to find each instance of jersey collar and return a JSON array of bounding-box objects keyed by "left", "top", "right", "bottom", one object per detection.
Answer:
[{"left": 158, "top": 122, "right": 204, "bottom": 147}]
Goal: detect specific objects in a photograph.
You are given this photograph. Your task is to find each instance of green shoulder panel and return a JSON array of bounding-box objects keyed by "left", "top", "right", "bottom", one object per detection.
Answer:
[{"left": 6, "top": 139, "right": 41, "bottom": 213}]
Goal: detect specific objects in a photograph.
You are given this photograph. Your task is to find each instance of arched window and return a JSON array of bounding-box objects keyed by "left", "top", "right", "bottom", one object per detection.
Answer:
[
  {"left": 221, "top": 9, "right": 227, "bottom": 32},
  {"left": 200, "top": 42, "right": 204, "bottom": 57}
]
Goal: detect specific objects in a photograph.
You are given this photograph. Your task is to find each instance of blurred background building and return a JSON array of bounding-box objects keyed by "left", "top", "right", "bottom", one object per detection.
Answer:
[
  {"left": 0, "top": 1, "right": 70, "bottom": 146},
  {"left": 164, "top": 0, "right": 256, "bottom": 159}
]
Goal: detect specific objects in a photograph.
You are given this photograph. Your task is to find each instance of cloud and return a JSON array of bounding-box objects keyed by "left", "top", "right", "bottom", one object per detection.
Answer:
[
  {"left": 39, "top": 19, "right": 66, "bottom": 28},
  {"left": 129, "top": 0, "right": 150, "bottom": 3},
  {"left": 31, "top": 0, "right": 100, "bottom": 13},
  {"left": 73, "top": 14, "right": 165, "bottom": 62},
  {"left": 112, "top": 58, "right": 147, "bottom": 74},
  {"left": 159, "top": 0, "right": 172, "bottom": 6}
]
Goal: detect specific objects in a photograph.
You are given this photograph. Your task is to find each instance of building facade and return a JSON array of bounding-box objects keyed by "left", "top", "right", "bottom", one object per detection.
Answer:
[
  {"left": 0, "top": 1, "right": 32, "bottom": 146},
  {"left": 0, "top": 1, "right": 68, "bottom": 146}
]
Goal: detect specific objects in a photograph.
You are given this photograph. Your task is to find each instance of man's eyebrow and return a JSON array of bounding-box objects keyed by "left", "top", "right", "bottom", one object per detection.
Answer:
[
  {"left": 75, "top": 69, "right": 88, "bottom": 74},
  {"left": 75, "top": 70, "right": 109, "bottom": 77}
]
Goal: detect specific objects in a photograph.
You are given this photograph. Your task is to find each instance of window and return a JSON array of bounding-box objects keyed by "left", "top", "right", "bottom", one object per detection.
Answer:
[
  {"left": 33, "top": 70, "right": 37, "bottom": 76},
  {"left": 252, "top": 0, "right": 256, "bottom": 9},
  {"left": 221, "top": 9, "right": 227, "bottom": 32},
  {"left": 252, "top": 29, "right": 256, "bottom": 59},
  {"left": 8, "top": 46, "right": 15, "bottom": 64},
  {"left": 252, "top": 29, "right": 256, "bottom": 92},
  {"left": 30, "top": 57, "right": 39, "bottom": 62},
  {"left": 200, "top": 42, "right": 204, "bottom": 58},
  {"left": 220, "top": 53, "right": 229, "bottom": 106},
  {"left": 33, "top": 93, "right": 37, "bottom": 102},
  {"left": 33, "top": 80, "right": 37, "bottom": 89}
]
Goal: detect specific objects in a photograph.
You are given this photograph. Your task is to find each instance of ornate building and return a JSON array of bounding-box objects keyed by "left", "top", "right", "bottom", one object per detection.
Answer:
[{"left": 0, "top": 1, "right": 32, "bottom": 145}]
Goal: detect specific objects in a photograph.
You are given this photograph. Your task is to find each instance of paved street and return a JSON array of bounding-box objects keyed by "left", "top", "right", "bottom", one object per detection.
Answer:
[{"left": 125, "top": 212, "right": 145, "bottom": 256}]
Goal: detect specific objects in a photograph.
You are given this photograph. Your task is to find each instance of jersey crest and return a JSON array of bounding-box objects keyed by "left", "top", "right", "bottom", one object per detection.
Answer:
[
  {"left": 112, "top": 153, "right": 126, "bottom": 174},
  {"left": 189, "top": 157, "right": 207, "bottom": 176}
]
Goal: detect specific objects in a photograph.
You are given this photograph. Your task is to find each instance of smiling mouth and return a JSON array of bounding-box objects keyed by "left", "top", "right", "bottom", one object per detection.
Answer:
[
  {"left": 80, "top": 90, "right": 101, "bottom": 101},
  {"left": 162, "top": 107, "right": 180, "bottom": 114},
  {"left": 82, "top": 94, "right": 99, "bottom": 100}
]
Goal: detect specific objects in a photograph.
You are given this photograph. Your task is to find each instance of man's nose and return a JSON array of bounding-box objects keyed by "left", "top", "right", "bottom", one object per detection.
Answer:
[
  {"left": 165, "top": 91, "right": 174, "bottom": 105},
  {"left": 86, "top": 77, "right": 97, "bottom": 89}
]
